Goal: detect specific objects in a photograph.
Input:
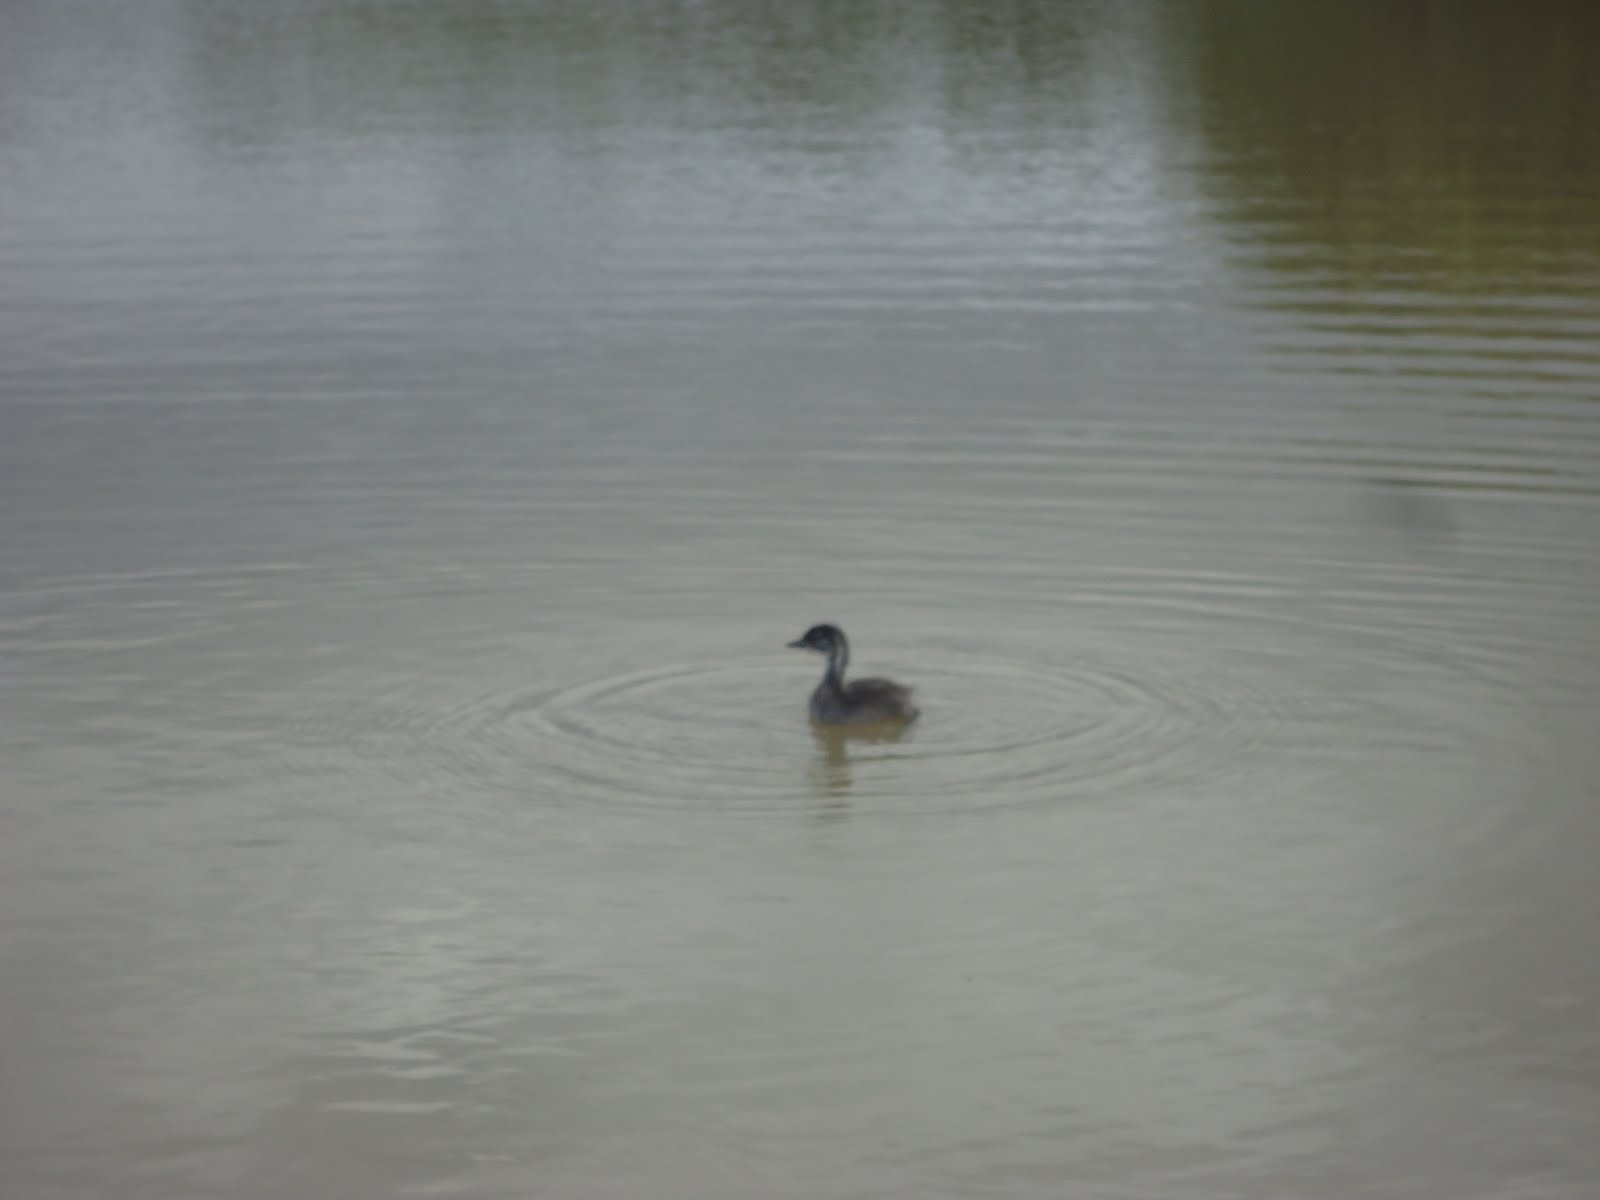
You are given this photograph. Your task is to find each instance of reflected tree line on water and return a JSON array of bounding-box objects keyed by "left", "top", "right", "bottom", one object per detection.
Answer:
[
  {"left": 1168, "top": 1, "right": 1600, "bottom": 295},
  {"left": 180, "top": 1, "right": 1600, "bottom": 295},
  {"left": 180, "top": 0, "right": 1096, "bottom": 138}
]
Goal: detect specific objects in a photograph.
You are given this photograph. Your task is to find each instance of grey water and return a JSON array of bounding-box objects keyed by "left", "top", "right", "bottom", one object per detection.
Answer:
[{"left": 3, "top": 3, "right": 1599, "bottom": 1197}]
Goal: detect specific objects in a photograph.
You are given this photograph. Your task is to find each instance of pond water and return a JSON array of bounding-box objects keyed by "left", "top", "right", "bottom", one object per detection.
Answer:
[{"left": 3, "top": 3, "right": 1598, "bottom": 1197}]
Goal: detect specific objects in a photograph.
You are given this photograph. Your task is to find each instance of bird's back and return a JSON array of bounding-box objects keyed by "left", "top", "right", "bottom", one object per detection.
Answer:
[{"left": 811, "top": 677, "right": 918, "bottom": 724}]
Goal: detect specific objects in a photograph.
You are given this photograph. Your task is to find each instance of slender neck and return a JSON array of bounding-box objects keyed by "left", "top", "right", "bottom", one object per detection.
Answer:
[{"left": 823, "top": 636, "right": 849, "bottom": 687}]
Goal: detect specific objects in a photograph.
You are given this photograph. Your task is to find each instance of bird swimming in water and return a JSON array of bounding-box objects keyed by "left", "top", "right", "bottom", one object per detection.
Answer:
[{"left": 786, "top": 624, "right": 918, "bottom": 726}]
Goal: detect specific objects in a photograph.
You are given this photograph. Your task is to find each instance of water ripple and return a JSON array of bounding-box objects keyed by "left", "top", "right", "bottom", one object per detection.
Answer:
[{"left": 281, "top": 636, "right": 1326, "bottom": 818}]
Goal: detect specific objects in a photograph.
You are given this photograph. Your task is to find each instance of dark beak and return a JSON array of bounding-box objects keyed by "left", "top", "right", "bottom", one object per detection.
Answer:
[{"left": 786, "top": 638, "right": 806, "bottom": 649}]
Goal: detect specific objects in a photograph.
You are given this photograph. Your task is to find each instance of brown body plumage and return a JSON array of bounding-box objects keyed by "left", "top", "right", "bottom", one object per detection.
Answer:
[{"left": 786, "top": 624, "right": 918, "bottom": 725}]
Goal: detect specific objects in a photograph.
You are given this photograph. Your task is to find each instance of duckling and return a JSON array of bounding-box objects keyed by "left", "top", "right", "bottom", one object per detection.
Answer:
[{"left": 786, "top": 624, "right": 918, "bottom": 726}]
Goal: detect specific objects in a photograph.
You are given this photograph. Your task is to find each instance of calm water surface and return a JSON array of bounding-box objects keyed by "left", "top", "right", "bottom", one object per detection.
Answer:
[{"left": 3, "top": 3, "right": 1599, "bottom": 1197}]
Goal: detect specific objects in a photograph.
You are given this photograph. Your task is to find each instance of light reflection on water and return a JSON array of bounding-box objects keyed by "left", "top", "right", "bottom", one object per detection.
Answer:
[{"left": 2, "top": 3, "right": 1598, "bottom": 1198}]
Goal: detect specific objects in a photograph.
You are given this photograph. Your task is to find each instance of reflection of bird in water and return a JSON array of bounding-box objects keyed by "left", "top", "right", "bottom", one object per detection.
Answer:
[
  {"left": 786, "top": 624, "right": 919, "bottom": 725},
  {"left": 807, "top": 719, "right": 913, "bottom": 803}
]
